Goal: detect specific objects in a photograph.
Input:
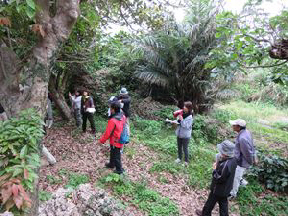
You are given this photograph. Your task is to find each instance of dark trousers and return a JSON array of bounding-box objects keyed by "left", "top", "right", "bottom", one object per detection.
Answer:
[
  {"left": 82, "top": 112, "right": 96, "bottom": 133},
  {"left": 177, "top": 137, "right": 190, "bottom": 162},
  {"left": 109, "top": 145, "right": 123, "bottom": 173},
  {"left": 202, "top": 192, "right": 229, "bottom": 216}
]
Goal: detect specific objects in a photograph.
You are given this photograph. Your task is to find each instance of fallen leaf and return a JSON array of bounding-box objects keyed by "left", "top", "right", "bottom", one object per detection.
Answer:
[
  {"left": 11, "top": 184, "right": 19, "bottom": 197},
  {"left": 13, "top": 194, "right": 23, "bottom": 209},
  {"left": 0, "top": 18, "right": 11, "bottom": 27}
]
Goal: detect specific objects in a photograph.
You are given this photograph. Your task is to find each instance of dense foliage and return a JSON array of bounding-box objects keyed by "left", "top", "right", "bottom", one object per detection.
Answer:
[
  {"left": 250, "top": 152, "right": 288, "bottom": 192},
  {"left": 0, "top": 109, "right": 44, "bottom": 213},
  {"left": 134, "top": 0, "right": 221, "bottom": 113}
]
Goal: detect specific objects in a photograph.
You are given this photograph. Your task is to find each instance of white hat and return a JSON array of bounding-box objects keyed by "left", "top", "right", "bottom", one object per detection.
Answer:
[
  {"left": 217, "top": 140, "right": 235, "bottom": 157},
  {"left": 120, "top": 87, "right": 128, "bottom": 95},
  {"left": 229, "top": 119, "right": 246, "bottom": 127}
]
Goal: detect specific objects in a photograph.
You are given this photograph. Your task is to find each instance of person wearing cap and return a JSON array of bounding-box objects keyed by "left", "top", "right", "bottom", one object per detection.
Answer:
[
  {"left": 196, "top": 140, "right": 237, "bottom": 216},
  {"left": 117, "top": 87, "right": 131, "bottom": 119},
  {"left": 229, "top": 119, "right": 255, "bottom": 199},
  {"left": 98, "top": 101, "right": 126, "bottom": 174}
]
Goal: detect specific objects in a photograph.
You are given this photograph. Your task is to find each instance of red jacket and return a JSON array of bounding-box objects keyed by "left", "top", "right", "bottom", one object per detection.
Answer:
[{"left": 99, "top": 113, "right": 126, "bottom": 148}]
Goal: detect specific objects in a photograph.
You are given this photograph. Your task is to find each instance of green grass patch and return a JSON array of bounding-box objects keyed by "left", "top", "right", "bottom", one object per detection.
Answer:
[
  {"left": 65, "top": 173, "right": 89, "bottom": 189},
  {"left": 132, "top": 118, "right": 217, "bottom": 189},
  {"left": 39, "top": 190, "right": 52, "bottom": 202},
  {"left": 46, "top": 175, "right": 63, "bottom": 185},
  {"left": 237, "top": 177, "right": 288, "bottom": 216},
  {"left": 99, "top": 173, "right": 179, "bottom": 216}
]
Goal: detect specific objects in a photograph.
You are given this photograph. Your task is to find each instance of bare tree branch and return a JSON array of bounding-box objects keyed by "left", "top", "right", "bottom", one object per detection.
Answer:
[
  {"left": 238, "top": 60, "right": 288, "bottom": 69},
  {"left": 243, "top": 34, "right": 273, "bottom": 46}
]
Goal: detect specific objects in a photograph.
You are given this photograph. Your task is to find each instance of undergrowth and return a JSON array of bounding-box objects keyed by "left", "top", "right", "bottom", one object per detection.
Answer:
[
  {"left": 99, "top": 173, "right": 179, "bottom": 216},
  {"left": 237, "top": 177, "right": 288, "bottom": 216}
]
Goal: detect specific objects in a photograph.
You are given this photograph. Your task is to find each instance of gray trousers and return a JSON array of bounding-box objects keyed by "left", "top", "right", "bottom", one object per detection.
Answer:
[
  {"left": 177, "top": 137, "right": 190, "bottom": 162},
  {"left": 73, "top": 108, "right": 82, "bottom": 127}
]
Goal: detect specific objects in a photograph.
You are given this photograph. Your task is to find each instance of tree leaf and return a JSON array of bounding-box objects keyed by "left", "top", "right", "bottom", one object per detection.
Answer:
[
  {"left": 11, "top": 183, "right": 19, "bottom": 197},
  {"left": 13, "top": 194, "right": 24, "bottom": 209},
  {"left": 1, "top": 184, "right": 13, "bottom": 204},
  {"left": 24, "top": 168, "right": 29, "bottom": 179},
  {"left": 25, "top": 6, "right": 35, "bottom": 19},
  {"left": 20, "top": 145, "right": 27, "bottom": 159},
  {"left": 26, "top": 0, "right": 35, "bottom": 10},
  {"left": 215, "top": 32, "right": 221, "bottom": 38}
]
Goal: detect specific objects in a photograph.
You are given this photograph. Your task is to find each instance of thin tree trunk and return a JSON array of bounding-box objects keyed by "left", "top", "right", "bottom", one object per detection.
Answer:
[{"left": 49, "top": 73, "right": 72, "bottom": 120}]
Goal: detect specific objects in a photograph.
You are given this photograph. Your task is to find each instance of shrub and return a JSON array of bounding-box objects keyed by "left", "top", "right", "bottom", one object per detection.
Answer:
[
  {"left": 250, "top": 152, "right": 288, "bottom": 192},
  {"left": 0, "top": 109, "right": 44, "bottom": 213},
  {"left": 65, "top": 173, "right": 89, "bottom": 189},
  {"left": 100, "top": 174, "right": 179, "bottom": 216}
]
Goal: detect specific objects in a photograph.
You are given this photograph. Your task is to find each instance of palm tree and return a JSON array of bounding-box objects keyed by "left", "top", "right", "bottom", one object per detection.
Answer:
[{"left": 134, "top": 0, "right": 221, "bottom": 113}]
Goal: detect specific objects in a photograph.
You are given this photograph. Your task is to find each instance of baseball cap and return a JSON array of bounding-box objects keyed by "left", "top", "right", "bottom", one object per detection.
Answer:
[{"left": 229, "top": 119, "right": 246, "bottom": 127}]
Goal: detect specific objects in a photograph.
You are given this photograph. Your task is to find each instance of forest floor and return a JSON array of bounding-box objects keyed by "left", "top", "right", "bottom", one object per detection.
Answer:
[
  {"left": 39, "top": 100, "right": 288, "bottom": 216},
  {"left": 39, "top": 122, "right": 239, "bottom": 216}
]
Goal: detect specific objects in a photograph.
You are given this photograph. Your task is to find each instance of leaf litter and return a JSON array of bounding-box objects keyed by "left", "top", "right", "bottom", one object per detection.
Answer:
[{"left": 39, "top": 122, "right": 239, "bottom": 216}]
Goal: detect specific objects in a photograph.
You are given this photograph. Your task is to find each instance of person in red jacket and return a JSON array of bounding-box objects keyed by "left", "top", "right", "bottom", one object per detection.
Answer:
[{"left": 98, "top": 101, "right": 126, "bottom": 174}]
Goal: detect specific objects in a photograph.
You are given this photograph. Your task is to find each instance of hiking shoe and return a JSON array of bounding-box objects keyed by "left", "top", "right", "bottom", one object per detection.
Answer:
[
  {"left": 228, "top": 194, "right": 236, "bottom": 201},
  {"left": 105, "top": 163, "right": 115, "bottom": 169},
  {"left": 240, "top": 179, "right": 248, "bottom": 187},
  {"left": 183, "top": 162, "right": 189, "bottom": 167},
  {"left": 114, "top": 169, "right": 125, "bottom": 175},
  {"left": 195, "top": 209, "right": 202, "bottom": 216},
  {"left": 175, "top": 158, "right": 181, "bottom": 164}
]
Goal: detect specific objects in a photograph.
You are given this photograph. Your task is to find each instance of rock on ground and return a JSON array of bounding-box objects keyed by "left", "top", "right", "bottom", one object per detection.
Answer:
[{"left": 39, "top": 184, "right": 133, "bottom": 216}]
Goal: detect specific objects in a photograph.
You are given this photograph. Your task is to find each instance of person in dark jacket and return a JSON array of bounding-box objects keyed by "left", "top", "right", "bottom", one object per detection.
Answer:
[
  {"left": 81, "top": 90, "right": 96, "bottom": 134},
  {"left": 98, "top": 101, "right": 126, "bottom": 174},
  {"left": 117, "top": 87, "right": 131, "bottom": 118},
  {"left": 196, "top": 140, "right": 237, "bottom": 216}
]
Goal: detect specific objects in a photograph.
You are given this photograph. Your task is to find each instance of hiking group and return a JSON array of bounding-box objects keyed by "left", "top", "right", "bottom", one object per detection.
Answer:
[
  {"left": 0, "top": 86, "right": 256, "bottom": 216},
  {"left": 165, "top": 102, "right": 256, "bottom": 216}
]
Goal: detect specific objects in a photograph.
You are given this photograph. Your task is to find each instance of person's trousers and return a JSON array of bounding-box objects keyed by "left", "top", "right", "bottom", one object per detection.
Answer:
[
  {"left": 74, "top": 108, "right": 82, "bottom": 127},
  {"left": 82, "top": 112, "right": 96, "bottom": 133},
  {"left": 202, "top": 191, "right": 229, "bottom": 216},
  {"left": 109, "top": 145, "right": 123, "bottom": 173},
  {"left": 177, "top": 137, "right": 190, "bottom": 162},
  {"left": 230, "top": 166, "right": 246, "bottom": 197},
  {"left": 0, "top": 112, "right": 8, "bottom": 121}
]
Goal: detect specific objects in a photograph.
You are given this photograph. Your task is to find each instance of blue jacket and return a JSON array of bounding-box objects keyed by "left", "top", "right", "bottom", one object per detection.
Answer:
[
  {"left": 234, "top": 129, "right": 254, "bottom": 168},
  {"left": 175, "top": 115, "right": 193, "bottom": 139}
]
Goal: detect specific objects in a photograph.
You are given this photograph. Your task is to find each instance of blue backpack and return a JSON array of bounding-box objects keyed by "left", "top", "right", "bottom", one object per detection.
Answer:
[{"left": 119, "top": 123, "right": 129, "bottom": 144}]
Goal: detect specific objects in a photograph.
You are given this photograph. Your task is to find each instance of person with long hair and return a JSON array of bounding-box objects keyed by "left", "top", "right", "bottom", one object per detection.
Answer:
[
  {"left": 81, "top": 90, "right": 96, "bottom": 134},
  {"left": 174, "top": 101, "right": 193, "bottom": 166}
]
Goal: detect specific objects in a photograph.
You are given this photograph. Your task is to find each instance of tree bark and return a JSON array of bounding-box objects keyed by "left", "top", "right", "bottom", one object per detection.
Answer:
[
  {"left": 0, "top": 0, "right": 80, "bottom": 119},
  {"left": 0, "top": 1, "right": 80, "bottom": 215},
  {"left": 49, "top": 73, "right": 72, "bottom": 120}
]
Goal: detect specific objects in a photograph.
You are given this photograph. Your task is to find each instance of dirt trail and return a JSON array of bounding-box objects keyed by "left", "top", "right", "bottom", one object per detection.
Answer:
[{"left": 40, "top": 124, "right": 238, "bottom": 216}]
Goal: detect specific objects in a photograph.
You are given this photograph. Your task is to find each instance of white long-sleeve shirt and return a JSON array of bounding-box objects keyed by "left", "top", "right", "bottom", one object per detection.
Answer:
[{"left": 71, "top": 95, "right": 82, "bottom": 109}]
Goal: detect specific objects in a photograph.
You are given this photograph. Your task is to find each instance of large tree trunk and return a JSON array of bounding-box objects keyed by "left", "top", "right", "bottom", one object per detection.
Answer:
[
  {"left": 0, "top": 1, "right": 80, "bottom": 215},
  {"left": 0, "top": 0, "right": 80, "bottom": 119}
]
